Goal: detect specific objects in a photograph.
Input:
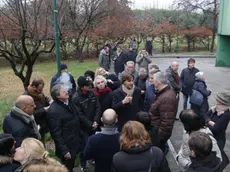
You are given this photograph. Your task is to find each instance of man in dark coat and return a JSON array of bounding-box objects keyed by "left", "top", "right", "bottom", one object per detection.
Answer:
[
  {"left": 24, "top": 77, "right": 50, "bottom": 144},
  {"left": 3, "top": 95, "right": 41, "bottom": 148},
  {"left": 125, "top": 47, "right": 137, "bottom": 63},
  {"left": 146, "top": 38, "right": 153, "bottom": 56},
  {"left": 112, "top": 72, "right": 142, "bottom": 131},
  {"left": 113, "top": 46, "right": 126, "bottom": 76},
  {"left": 84, "top": 109, "right": 120, "bottom": 172},
  {"left": 46, "top": 84, "right": 80, "bottom": 172},
  {"left": 186, "top": 132, "right": 221, "bottom": 172},
  {"left": 180, "top": 58, "right": 199, "bottom": 110},
  {"left": 166, "top": 62, "right": 181, "bottom": 94},
  {"left": 149, "top": 72, "right": 177, "bottom": 151},
  {"left": 50, "top": 64, "right": 76, "bottom": 96},
  {"left": 72, "top": 76, "right": 101, "bottom": 171}
]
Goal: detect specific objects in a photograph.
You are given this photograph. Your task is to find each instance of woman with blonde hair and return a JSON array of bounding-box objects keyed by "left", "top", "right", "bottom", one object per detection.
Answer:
[
  {"left": 112, "top": 121, "right": 171, "bottom": 172},
  {"left": 13, "top": 138, "right": 67, "bottom": 172},
  {"left": 95, "top": 67, "right": 120, "bottom": 91}
]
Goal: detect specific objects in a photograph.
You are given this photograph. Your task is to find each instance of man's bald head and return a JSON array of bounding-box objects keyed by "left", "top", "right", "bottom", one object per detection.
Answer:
[
  {"left": 15, "top": 95, "right": 35, "bottom": 115},
  {"left": 101, "top": 109, "right": 117, "bottom": 127},
  {"left": 171, "top": 61, "right": 179, "bottom": 72}
]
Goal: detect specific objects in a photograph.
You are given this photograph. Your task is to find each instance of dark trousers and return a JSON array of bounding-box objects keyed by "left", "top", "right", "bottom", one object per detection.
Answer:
[
  {"left": 79, "top": 133, "right": 89, "bottom": 168},
  {"left": 183, "top": 94, "right": 189, "bottom": 110},
  {"left": 218, "top": 138, "right": 230, "bottom": 171},
  {"left": 61, "top": 150, "right": 77, "bottom": 172}
]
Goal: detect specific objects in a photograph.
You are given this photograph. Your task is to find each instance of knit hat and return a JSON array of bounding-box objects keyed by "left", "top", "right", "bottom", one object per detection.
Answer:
[
  {"left": 216, "top": 91, "right": 230, "bottom": 106},
  {"left": 77, "top": 76, "right": 91, "bottom": 88},
  {"left": 60, "top": 64, "right": 68, "bottom": 71},
  {"left": 0, "top": 134, "right": 15, "bottom": 155},
  {"left": 84, "top": 70, "right": 95, "bottom": 81},
  {"left": 136, "top": 111, "right": 150, "bottom": 126}
]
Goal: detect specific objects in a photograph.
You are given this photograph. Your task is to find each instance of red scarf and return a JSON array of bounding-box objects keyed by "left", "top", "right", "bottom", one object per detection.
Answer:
[
  {"left": 173, "top": 72, "right": 180, "bottom": 84},
  {"left": 94, "top": 87, "right": 112, "bottom": 97}
]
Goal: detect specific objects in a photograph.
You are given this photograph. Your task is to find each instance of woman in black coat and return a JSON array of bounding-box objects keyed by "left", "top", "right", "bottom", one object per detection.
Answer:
[
  {"left": 190, "top": 72, "right": 211, "bottom": 118},
  {"left": 0, "top": 134, "right": 20, "bottom": 172},
  {"left": 112, "top": 121, "right": 171, "bottom": 172},
  {"left": 204, "top": 91, "right": 230, "bottom": 171}
]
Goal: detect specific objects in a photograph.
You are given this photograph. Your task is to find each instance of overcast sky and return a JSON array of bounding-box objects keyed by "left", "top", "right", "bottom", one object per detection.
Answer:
[{"left": 130, "top": 0, "right": 175, "bottom": 9}]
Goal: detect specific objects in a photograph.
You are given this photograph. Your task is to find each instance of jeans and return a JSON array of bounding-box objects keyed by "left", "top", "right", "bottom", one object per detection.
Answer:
[
  {"left": 79, "top": 133, "right": 89, "bottom": 168},
  {"left": 183, "top": 94, "right": 189, "bottom": 110}
]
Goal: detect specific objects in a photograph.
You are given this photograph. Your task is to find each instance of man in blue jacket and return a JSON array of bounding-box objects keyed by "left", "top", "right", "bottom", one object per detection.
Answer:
[{"left": 84, "top": 109, "right": 120, "bottom": 172}]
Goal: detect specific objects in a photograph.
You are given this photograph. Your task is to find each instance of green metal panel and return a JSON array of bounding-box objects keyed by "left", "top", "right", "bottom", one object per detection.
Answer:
[
  {"left": 216, "top": 35, "right": 230, "bottom": 67},
  {"left": 218, "top": 0, "right": 230, "bottom": 35}
]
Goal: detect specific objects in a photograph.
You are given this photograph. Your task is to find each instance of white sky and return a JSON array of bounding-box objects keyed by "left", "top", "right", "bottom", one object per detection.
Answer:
[{"left": 130, "top": 0, "right": 175, "bottom": 9}]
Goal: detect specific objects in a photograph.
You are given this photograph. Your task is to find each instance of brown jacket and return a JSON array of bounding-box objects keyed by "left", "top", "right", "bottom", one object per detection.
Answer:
[{"left": 149, "top": 86, "right": 177, "bottom": 141}]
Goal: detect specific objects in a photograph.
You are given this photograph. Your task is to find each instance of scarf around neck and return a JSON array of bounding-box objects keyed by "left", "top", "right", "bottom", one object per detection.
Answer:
[
  {"left": 122, "top": 84, "right": 135, "bottom": 97},
  {"left": 94, "top": 87, "right": 112, "bottom": 97},
  {"left": 211, "top": 104, "right": 230, "bottom": 116},
  {"left": 11, "top": 106, "right": 41, "bottom": 140}
]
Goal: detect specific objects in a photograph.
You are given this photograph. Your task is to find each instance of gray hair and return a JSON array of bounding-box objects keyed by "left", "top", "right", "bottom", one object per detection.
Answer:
[
  {"left": 154, "top": 72, "right": 167, "bottom": 85},
  {"left": 195, "top": 72, "right": 204, "bottom": 80},
  {"left": 138, "top": 68, "right": 147, "bottom": 76},
  {"left": 171, "top": 61, "right": 179, "bottom": 66},
  {"left": 93, "top": 75, "right": 107, "bottom": 87},
  {"left": 51, "top": 84, "right": 62, "bottom": 100},
  {"left": 126, "top": 61, "right": 135, "bottom": 66}
]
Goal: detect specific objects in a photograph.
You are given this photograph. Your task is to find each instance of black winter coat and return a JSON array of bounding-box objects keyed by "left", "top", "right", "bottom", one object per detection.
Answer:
[
  {"left": 112, "top": 87, "right": 142, "bottom": 131},
  {"left": 186, "top": 152, "right": 221, "bottom": 172},
  {"left": 107, "top": 74, "right": 120, "bottom": 91},
  {"left": 46, "top": 100, "right": 80, "bottom": 158},
  {"left": 190, "top": 79, "right": 211, "bottom": 117},
  {"left": 166, "top": 66, "right": 181, "bottom": 94},
  {"left": 125, "top": 50, "right": 137, "bottom": 63},
  {"left": 113, "top": 52, "right": 126, "bottom": 74},
  {"left": 3, "top": 112, "right": 40, "bottom": 148},
  {"left": 180, "top": 67, "right": 199, "bottom": 95},
  {"left": 206, "top": 109, "right": 230, "bottom": 144},
  {"left": 112, "top": 144, "right": 171, "bottom": 172},
  {"left": 72, "top": 88, "right": 101, "bottom": 132}
]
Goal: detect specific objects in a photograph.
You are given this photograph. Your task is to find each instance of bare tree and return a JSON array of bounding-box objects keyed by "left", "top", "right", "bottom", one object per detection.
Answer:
[
  {"left": 176, "top": 0, "right": 219, "bottom": 52},
  {"left": 0, "top": 0, "right": 55, "bottom": 90}
]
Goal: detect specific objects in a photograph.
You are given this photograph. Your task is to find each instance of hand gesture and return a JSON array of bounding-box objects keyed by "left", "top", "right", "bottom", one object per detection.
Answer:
[{"left": 64, "top": 152, "right": 71, "bottom": 160}]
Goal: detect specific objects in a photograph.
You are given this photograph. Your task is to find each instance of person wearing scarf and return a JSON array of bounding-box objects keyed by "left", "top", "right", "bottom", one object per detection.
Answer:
[
  {"left": 3, "top": 95, "right": 41, "bottom": 148},
  {"left": 205, "top": 91, "right": 230, "bottom": 171},
  {"left": 24, "top": 78, "right": 50, "bottom": 144},
  {"left": 72, "top": 76, "right": 101, "bottom": 172},
  {"left": 94, "top": 75, "right": 112, "bottom": 115},
  {"left": 112, "top": 71, "right": 142, "bottom": 132}
]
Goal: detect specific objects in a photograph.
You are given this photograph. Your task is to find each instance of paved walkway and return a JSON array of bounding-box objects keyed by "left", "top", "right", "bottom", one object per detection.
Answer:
[{"left": 74, "top": 57, "right": 230, "bottom": 172}]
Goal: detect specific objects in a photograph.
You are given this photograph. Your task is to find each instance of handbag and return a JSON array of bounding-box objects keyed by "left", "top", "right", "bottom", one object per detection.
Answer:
[{"left": 190, "top": 89, "right": 204, "bottom": 106}]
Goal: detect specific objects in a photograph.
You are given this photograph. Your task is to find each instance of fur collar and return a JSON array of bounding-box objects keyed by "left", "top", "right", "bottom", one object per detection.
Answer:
[{"left": 0, "top": 155, "right": 13, "bottom": 165}]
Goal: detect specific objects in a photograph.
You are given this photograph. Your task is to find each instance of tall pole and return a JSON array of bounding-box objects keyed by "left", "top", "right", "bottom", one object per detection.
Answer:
[
  {"left": 175, "top": 3, "right": 179, "bottom": 53},
  {"left": 53, "top": 0, "right": 61, "bottom": 75}
]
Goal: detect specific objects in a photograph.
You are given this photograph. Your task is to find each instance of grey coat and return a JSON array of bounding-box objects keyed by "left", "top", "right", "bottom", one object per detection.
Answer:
[
  {"left": 136, "top": 55, "right": 151, "bottom": 71},
  {"left": 98, "top": 49, "right": 110, "bottom": 71},
  {"left": 177, "top": 128, "right": 222, "bottom": 172}
]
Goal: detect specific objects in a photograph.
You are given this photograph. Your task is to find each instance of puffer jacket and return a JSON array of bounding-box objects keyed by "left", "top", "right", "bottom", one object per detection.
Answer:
[
  {"left": 177, "top": 128, "right": 222, "bottom": 172},
  {"left": 98, "top": 49, "right": 110, "bottom": 71},
  {"left": 149, "top": 86, "right": 177, "bottom": 142},
  {"left": 46, "top": 100, "right": 80, "bottom": 158},
  {"left": 72, "top": 88, "right": 101, "bottom": 132}
]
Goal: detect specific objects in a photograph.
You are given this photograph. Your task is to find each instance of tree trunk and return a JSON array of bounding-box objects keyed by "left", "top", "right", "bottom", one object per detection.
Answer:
[
  {"left": 169, "top": 41, "right": 172, "bottom": 52},
  {"left": 210, "top": 0, "right": 217, "bottom": 52},
  {"left": 192, "top": 39, "right": 195, "bottom": 51},
  {"left": 210, "top": 29, "right": 216, "bottom": 52},
  {"left": 162, "top": 35, "right": 165, "bottom": 53}
]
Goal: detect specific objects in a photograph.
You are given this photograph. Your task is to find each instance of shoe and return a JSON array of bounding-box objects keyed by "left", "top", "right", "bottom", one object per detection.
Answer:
[
  {"left": 88, "top": 159, "right": 95, "bottom": 166},
  {"left": 81, "top": 167, "right": 87, "bottom": 172}
]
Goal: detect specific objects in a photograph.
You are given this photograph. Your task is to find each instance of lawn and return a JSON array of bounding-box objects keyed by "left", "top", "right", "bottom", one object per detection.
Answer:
[{"left": 0, "top": 59, "right": 98, "bottom": 133}]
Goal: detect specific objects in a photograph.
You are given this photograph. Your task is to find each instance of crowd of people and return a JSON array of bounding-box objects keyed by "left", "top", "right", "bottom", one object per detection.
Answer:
[{"left": 1, "top": 44, "right": 230, "bottom": 172}]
